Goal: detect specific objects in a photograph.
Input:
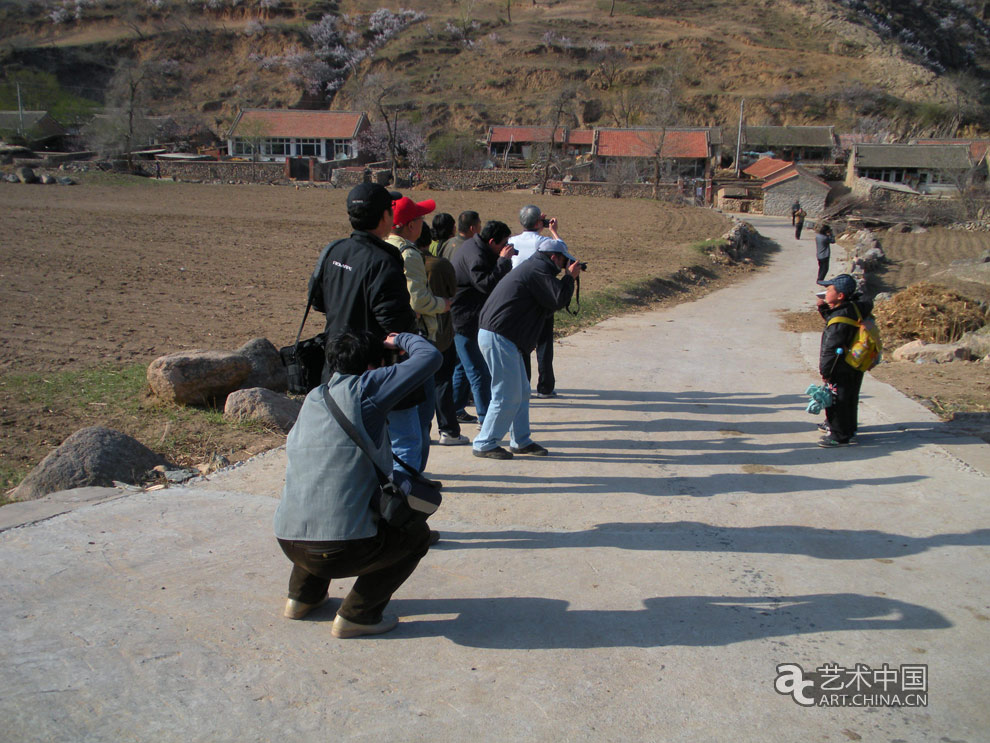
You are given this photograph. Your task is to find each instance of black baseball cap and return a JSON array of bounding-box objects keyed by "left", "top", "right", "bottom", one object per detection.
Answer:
[{"left": 346, "top": 183, "right": 396, "bottom": 222}]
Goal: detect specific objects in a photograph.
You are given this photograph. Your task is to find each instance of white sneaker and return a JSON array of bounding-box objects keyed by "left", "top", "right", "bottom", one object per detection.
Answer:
[{"left": 438, "top": 432, "right": 469, "bottom": 446}]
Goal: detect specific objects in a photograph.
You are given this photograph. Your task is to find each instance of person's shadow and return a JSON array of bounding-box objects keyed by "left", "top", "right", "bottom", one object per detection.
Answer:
[{"left": 392, "top": 593, "right": 950, "bottom": 649}]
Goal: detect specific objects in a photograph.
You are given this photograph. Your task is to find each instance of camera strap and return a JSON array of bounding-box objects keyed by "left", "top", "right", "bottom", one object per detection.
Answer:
[{"left": 563, "top": 275, "right": 580, "bottom": 315}]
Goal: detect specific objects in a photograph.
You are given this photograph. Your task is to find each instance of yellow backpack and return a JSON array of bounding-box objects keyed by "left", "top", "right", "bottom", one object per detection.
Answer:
[{"left": 827, "top": 302, "right": 882, "bottom": 372}]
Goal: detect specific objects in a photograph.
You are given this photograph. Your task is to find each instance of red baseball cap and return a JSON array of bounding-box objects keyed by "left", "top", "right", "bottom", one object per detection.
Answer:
[{"left": 392, "top": 196, "right": 435, "bottom": 227}]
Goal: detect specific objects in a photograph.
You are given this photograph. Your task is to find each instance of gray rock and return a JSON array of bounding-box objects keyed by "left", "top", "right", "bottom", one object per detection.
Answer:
[
  {"left": 4, "top": 173, "right": 20, "bottom": 183},
  {"left": 911, "top": 226, "right": 928, "bottom": 233},
  {"left": 888, "top": 223, "right": 911, "bottom": 233},
  {"left": 956, "top": 326, "right": 990, "bottom": 359},
  {"left": 873, "top": 292, "right": 893, "bottom": 302},
  {"left": 10, "top": 426, "right": 167, "bottom": 501},
  {"left": 891, "top": 340, "right": 972, "bottom": 363},
  {"left": 236, "top": 337, "right": 287, "bottom": 392},
  {"left": 15, "top": 166, "right": 37, "bottom": 184},
  {"left": 164, "top": 468, "right": 200, "bottom": 483},
  {"left": 57, "top": 176, "right": 76, "bottom": 186},
  {"left": 40, "top": 174, "right": 56, "bottom": 185},
  {"left": 224, "top": 387, "right": 302, "bottom": 433},
  {"left": 147, "top": 350, "right": 251, "bottom": 405}
]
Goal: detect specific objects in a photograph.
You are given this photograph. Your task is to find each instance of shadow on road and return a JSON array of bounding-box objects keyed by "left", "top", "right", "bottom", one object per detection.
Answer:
[
  {"left": 391, "top": 593, "right": 950, "bottom": 649},
  {"left": 434, "top": 522, "right": 990, "bottom": 560}
]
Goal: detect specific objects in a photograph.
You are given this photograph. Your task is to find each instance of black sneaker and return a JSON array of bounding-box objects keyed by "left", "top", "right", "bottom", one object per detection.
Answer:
[
  {"left": 510, "top": 442, "right": 549, "bottom": 456},
  {"left": 818, "top": 436, "right": 850, "bottom": 448},
  {"left": 456, "top": 411, "right": 478, "bottom": 424},
  {"left": 472, "top": 446, "right": 513, "bottom": 460},
  {"left": 817, "top": 422, "right": 830, "bottom": 433}
]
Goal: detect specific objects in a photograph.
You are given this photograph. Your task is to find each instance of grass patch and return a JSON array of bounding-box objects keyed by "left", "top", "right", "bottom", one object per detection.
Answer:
[
  {"left": 73, "top": 170, "right": 161, "bottom": 187},
  {"left": 689, "top": 237, "right": 730, "bottom": 256},
  {"left": 0, "top": 363, "right": 285, "bottom": 494}
]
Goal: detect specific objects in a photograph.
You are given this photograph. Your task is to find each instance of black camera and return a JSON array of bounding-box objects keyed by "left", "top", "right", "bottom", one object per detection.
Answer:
[{"left": 578, "top": 262, "right": 588, "bottom": 271}]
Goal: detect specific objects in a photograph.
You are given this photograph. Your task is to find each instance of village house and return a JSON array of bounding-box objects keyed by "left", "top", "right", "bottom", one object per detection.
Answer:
[
  {"left": 723, "top": 125, "right": 838, "bottom": 166},
  {"left": 226, "top": 109, "right": 368, "bottom": 163},
  {"left": 592, "top": 127, "right": 711, "bottom": 181},
  {"left": 0, "top": 110, "right": 67, "bottom": 150},
  {"left": 486, "top": 125, "right": 594, "bottom": 163},
  {"left": 845, "top": 143, "right": 976, "bottom": 194}
]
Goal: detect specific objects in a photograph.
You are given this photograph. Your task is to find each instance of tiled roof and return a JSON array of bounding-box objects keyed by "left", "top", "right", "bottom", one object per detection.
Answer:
[
  {"left": 595, "top": 128, "right": 709, "bottom": 158},
  {"left": 0, "top": 110, "right": 66, "bottom": 138},
  {"left": 567, "top": 129, "right": 594, "bottom": 145},
  {"left": 743, "top": 157, "right": 793, "bottom": 179},
  {"left": 488, "top": 126, "right": 568, "bottom": 144},
  {"left": 724, "top": 125, "right": 836, "bottom": 149},
  {"left": 854, "top": 143, "right": 973, "bottom": 169},
  {"left": 914, "top": 139, "right": 989, "bottom": 162},
  {"left": 230, "top": 109, "right": 365, "bottom": 139},
  {"left": 762, "top": 164, "right": 829, "bottom": 191}
]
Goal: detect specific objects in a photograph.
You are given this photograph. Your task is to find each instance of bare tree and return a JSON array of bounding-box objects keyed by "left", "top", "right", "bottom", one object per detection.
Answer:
[
  {"left": 360, "top": 73, "right": 409, "bottom": 185},
  {"left": 640, "top": 66, "right": 682, "bottom": 199},
  {"left": 590, "top": 42, "right": 626, "bottom": 91},
  {"left": 539, "top": 88, "right": 574, "bottom": 195}
]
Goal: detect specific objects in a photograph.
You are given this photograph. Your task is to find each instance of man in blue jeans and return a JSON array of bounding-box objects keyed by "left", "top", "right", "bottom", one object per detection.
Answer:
[
  {"left": 473, "top": 240, "right": 581, "bottom": 459},
  {"left": 450, "top": 220, "right": 516, "bottom": 425}
]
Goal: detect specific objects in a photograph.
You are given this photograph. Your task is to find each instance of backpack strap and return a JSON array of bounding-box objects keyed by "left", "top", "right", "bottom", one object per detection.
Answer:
[{"left": 293, "top": 239, "right": 344, "bottom": 347}]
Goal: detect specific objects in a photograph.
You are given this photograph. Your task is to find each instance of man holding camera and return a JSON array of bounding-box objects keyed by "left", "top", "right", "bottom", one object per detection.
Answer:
[
  {"left": 509, "top": 204, "right": 565, "bottom": 398},
  {"left": 274, "top": 330, "right": 442, "bottom": 637},
  {"left": 450, "top": 220, "right": 516, "bottom": 425},
  {"left": 309, "top": 183, "right": 416, "bottom": 379},
  {"left": 473, "top": 239, "right": 581, "bottom": 459}
]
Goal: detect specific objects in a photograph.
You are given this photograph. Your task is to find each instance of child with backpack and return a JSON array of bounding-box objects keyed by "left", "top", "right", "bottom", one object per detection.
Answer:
[{"left": 816, "top": 274, "right": 881, "bottom": 447}]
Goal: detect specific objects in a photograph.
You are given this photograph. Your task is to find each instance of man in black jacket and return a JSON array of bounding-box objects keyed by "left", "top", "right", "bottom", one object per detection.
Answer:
[
  {"left": 817, "top": 274, "right": 873, "bottom": 447},
  {"left": 473, "top": 240, "right": 581, "bottom": 459},
  {"left": 309, "top": 183, "right": 416, "bottom": 380},
  {"left": 450, "top": 220, "right": 515, "bottom": 424}
]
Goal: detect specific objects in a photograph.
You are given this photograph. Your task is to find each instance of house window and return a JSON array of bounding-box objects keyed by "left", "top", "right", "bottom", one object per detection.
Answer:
[
  {"left": 331, "top": 139, "right": 353, "bottom": 159},
  {"left": 297, "top": 138, "right": 320, "bottom": 157},
  {"left": 265, "top": 137, "right": 290, "bottom": 156},
  {"left": 233, "top": 138, "right": 254, "bottom": 156}
]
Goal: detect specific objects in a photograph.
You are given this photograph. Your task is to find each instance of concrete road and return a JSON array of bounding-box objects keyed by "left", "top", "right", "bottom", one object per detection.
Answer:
[{"left": 2, "top": 215, "right": 988, "bottom": 742}]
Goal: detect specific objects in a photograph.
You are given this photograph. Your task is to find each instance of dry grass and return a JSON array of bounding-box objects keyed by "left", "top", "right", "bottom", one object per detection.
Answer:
[{"left": 873, "top": 282, "right": 988, "bottom": 346}]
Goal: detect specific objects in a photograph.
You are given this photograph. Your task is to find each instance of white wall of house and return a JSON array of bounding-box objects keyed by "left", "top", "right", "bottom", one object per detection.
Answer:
[
  {"left": 226, "top": 136, "right": 357, "bottom": 162},
  {"left": 764, "top": 178, "right": 828, "bottom": 218}
]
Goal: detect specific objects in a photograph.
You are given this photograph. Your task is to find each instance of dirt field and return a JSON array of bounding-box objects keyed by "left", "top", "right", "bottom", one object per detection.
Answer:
[{"left": 0, "top": 179, "right": 732, "bottom": 490}]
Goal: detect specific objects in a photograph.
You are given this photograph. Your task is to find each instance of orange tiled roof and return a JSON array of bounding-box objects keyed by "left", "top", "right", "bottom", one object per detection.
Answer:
[
  {"left": 595, "top": 129, "right": 709, "bottom": 159},
  {"left": 232, "top": 109, "right": 365, "bottom": 139},
  {"left": 762, "top": 164, "right": 829, "bottom": 190},
  {"left": 567, "top": 129, "right": 594, "bottom": 145},
  {"left": 489, "top": 126, "right": 568, "bottom": 144},
  {"left": 743, "top": 157, "right": 793, "bottom": 179}
]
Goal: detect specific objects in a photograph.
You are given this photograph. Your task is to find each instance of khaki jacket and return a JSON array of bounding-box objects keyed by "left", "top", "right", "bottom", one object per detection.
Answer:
[{"left": 386, "top": 234, "right": 447, "bottom": 342}]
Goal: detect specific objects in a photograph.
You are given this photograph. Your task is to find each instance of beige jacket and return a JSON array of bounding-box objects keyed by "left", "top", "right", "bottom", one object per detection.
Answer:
[{"left": 386, "top": 234, "right": 447, "bottom": 342}]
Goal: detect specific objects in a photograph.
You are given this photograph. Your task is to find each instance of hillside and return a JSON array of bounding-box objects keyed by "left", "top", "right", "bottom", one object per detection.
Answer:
[{"left": 1, "top": 0, "right": 988, "bottom": 144}]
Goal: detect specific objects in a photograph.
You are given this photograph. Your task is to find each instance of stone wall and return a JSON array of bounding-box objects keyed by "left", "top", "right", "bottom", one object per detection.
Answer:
[
  {"left": 152, "top": 159, "right": 335, "bottom": 184},
  {"left": 417, "top": 169, "right": 536, "bottom": 191},
  {"left": 765, "top": 179, "right": 827, "bottom": 218}
]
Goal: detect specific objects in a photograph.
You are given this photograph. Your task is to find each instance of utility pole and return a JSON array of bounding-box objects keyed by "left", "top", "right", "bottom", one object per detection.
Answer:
[
  {"left": 734, "top": 98, "right": 744, "bottom": 178},
  {"left": 17, "top": 82, "right": 25, "bottom": 137}
]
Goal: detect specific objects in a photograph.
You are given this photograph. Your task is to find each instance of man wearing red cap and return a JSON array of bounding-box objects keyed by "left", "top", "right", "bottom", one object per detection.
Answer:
[{"left": 385, "top": 196, "right": 452, "bottom": 475}]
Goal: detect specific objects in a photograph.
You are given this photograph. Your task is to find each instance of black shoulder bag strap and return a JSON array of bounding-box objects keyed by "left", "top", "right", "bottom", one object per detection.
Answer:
[
  {"left": 291, "top": 239, "right": 344, "bottom": 350},
  {"left": 321, "top": 385, "right": 426, "bottom": 484}
]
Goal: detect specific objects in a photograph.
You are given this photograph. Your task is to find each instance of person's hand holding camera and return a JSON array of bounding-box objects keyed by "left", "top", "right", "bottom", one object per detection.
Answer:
[
  {"left": 566, "top": 260, "right": 582, "bottom": 279},
  {"left": 543, "top": 215, "right": 560, "bottom": 239},
  {"left": 499, "top": 243, "right": 517, "bottom": 259}
]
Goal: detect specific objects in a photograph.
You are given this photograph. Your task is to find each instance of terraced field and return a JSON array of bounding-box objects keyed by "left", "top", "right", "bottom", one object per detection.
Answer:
[{"left": 869, "top": 228, "right": 990, "bottom": 302}]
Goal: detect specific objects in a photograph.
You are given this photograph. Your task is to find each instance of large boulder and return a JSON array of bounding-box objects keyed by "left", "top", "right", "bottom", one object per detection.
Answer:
[
  {"left": 224, "top": 387, "right": 301, "bottom": 433},
  {"left": 11, "top": 426, "right": 167, "bottom": 501},
  {"left": 15, "top": 166, "right": 37, "bottom": 184},
  {"left": 891, "top": 340, "right": 972, "bottom": 363},
  {"left": 956, "top": 326, "right": 990, "bottom": 360},
  {"left": 236, "top": 337, "right": 287, "bottom": 392},
  {"left": 147, "top": 350, "right": 251, "bottom": 405}
]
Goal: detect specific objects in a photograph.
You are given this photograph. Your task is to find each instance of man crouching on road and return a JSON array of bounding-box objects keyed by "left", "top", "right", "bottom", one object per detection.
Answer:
[
  {"left": 472, "top": 240, "right": 581, "bottom": 460},
  {"left": 274, "top": 330, "right": 441, "bottom": 637}
]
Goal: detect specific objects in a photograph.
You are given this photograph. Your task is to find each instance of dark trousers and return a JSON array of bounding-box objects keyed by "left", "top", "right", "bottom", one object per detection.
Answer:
[
  {"left": 817, "top": 257, "right": 830, "bottom": 282},
  {"left": 795, "top": 222, "right": 805, "bottom": 239},
  {"left": 522, "top": 314, "right": 555, "bottom": 395},
  {"left": 277, "top": 521, "right": 431, "bottom": 624},
  {"left": 825, "top": 370, "right": 864, "bottom": 442},
  {"left": 434, "top": 344, "right": 461, "bottom": 437}
]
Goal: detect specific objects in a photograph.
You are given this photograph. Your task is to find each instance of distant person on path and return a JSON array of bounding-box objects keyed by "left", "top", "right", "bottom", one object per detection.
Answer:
[
  {"left": 450, "top": 220, "right": 516, "bottom": 426},
  {"left": 310, "top": 183, "right": 415, "bottom": 380},
  {"left": 274, "top": 330, "right": 441, "bottom": 637},
  {"left": 816, "top": 274, "right": 874, "bottom": 447},
  {"left": 794, "top": 206, "right": 807, "bottom": 240},
  {"left": 386, "top": 196, "right": 450, "bottom": 473},
  {"left": 509, "top": 205, "right": 564, "bottom": 398},
  {"left": 473, "top": 240, "right": 580, "bottom": 459},
  {"left": 791, "top": 200, "right": 801, "bottom": 226},
  {"left": 815, "top": 224, "right": 835, "bottom": 282}
]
